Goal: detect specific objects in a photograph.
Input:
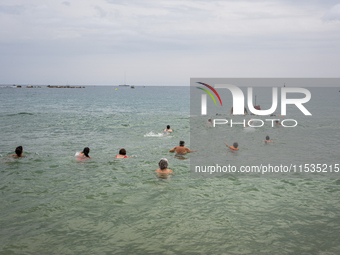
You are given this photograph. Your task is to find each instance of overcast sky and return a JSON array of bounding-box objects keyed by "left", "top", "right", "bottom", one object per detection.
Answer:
[{"left": 0, "top": 0, "right": 340, "bottom": 86}]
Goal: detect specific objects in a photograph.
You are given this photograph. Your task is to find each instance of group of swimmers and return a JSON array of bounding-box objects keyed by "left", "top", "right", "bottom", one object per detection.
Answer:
[
  {"left": 8, "top": 125, "right": 197, "bottom": 179},
  {"left": 224, "top": 135, "right": 274, "bottom": 152},
  {"left": 8, "top": 124, "right": 275, "bottom": 178},
  {"left": 207, "top": 116, "right": 277, "bottom": 151}
]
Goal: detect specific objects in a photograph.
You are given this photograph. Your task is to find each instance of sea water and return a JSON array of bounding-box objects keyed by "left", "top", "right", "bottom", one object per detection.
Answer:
[
  {"left": 190, "top": 86, "right": 340, "bottom": 178},
  {"left": 0, "top": 85, "right": 340, "bottom": 254}
]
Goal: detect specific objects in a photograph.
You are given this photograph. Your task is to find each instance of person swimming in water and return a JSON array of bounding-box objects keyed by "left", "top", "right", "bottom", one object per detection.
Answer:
[
  {"left": 169, "top": 141, "right": 196, "bottom": 154},
  {"left": 115, "top": 148, "right": 130, "bottom": 158},
  {"left": 275, "top": 120, "right": 282, "bottom": 126},
  {"left": 78, "top": 147, "right": 91, "bottom": 158},
  {"left": 224, "top": 142, "right": 239, "bottom": 151},
  {"left": 9, "top": 146, "right": 24, "bottom": 158},
  {"left": 164, "top": 125, "right": 173, "bottom": 133},
  {"left": 265, "top": 135, "right": 274, "bottom": 143},
  {"left": 155, "top": 158, "right": 173, "bottom": 178}
]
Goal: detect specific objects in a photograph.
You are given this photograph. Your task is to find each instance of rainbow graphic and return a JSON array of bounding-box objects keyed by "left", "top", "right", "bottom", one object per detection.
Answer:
[{"left": 196, "top": 82, "right": 223, "bottom": 106}]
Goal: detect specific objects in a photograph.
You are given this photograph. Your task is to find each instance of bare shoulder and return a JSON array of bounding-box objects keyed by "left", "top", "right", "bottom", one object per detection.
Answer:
[
  {"left": 169, "top": 146, "right": 177, "bottom": 152},
  {"left": 8, "top": 154, "right": 24, "bottom": 158}
]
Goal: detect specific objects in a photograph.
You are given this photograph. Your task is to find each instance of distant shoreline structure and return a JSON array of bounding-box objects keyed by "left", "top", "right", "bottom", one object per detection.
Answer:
[
  {"left": 118, "top": 85, "right": 136, "bottom": 89},
  {"left": 0, "top": 84, "right": 85, "bottom": 88},
  {"left": 47, "top": 85, "right": 85, "bottom": 89}
]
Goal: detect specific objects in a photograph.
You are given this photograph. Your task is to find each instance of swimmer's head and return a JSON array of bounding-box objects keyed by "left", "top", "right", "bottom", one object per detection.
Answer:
[
  {"left": 158, "top": 158, "right": 168, "bottom": 170},
  {"left": 266, "top": 136, "right": 270, "bottom": 140},
  {"left": 119, "top": 148, "right": 126, "bottom": 155},
  {"left": 15, "top": 146, "right": 23, "bottom": 157},
  {"left": 179, "top": 141, "right": 185, "bottom": 146},
  {"left": 275, "top": 120, "right": 279, "bottom": 123},
  {"left": 83, "top": 147, "right": 90, "bottom": 157},
  {"left": 208, "top": 119, "right": 212, "bottom": 123},
  {"left": 167, "top": 125, "right": 170, "bottom": 129},
  {"left": 233, "top": 142, "right": 238, "bottom": 148}
]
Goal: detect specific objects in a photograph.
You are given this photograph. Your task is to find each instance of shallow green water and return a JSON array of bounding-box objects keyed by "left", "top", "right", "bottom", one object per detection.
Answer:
[{"left": 1, "top": 86, "right": 340, "bottom": 254}]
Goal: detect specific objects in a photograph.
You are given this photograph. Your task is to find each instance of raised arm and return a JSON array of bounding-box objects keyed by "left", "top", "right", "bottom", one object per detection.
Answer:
[{"left": 224, "top": 142, "right": 230, "bottom": 148}]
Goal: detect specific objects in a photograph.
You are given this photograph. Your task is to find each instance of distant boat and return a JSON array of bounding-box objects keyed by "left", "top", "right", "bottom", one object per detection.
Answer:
[
  {"left": 119, "top": 71, "right": 130, "bottom": 87},
  {"left": 119, "top": 71, "right": 136, "bottom": 88}
]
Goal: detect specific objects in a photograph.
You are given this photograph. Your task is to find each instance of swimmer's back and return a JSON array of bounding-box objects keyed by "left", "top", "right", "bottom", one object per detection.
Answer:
[
  {"left": 170, "top": 146, "right": 190, "bottom": 154},
  {"left": 229, "top": 146, "right": 239, "bottom": 151},
  {"left": 155, "top": 169, "right": 173, "bottom": 174}
]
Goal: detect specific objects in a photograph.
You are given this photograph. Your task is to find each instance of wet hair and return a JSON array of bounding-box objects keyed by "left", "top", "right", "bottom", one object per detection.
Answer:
[
  {"left": 179, "top": 141, "right": 185, "bottom": 146},
  {"left": 119, "top": 148, "right": 126, "bottom": 155},
  {"left": 233, "top": 142, "right": 238, "bottom": 148},
  {"left": 15, "top": 146, "right": 23, "bottom": 157},
  {"left": 83, "top": 147, "right": 90, "bottom": 157},
  {"left": 275, "top": 120, "right": 279, "bottom": 123},
  {"left": 158, "top": 158, "right": 168, "bottom": 170},
  {"left": 266, "top": 136, "right": 270, "bottom": 140},
  {"left": 167, "top": 125, "right": 170, "bottom": 129}
]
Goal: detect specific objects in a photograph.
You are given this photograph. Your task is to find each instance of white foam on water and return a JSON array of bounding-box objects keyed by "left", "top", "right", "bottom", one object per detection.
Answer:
[{"left": 144, "top": 131, "right": 165, "bottom": 137}]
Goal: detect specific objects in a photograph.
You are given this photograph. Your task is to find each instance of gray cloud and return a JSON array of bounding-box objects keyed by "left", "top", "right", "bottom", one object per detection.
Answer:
[
  {"left": 0, "top": 4, "right": 26, "bottom": 15},
  {"left": 322, "top": 4, "right": 340, "bottom": 21},
  {"left": 94, "top": 5, "right": 107, "bottom": 17},
  {"left": 0, "top": 0, "right": 339, "bottom": 85}
]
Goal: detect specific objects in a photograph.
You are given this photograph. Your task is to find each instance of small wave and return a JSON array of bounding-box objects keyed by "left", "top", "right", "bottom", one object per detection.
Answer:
[
  {"left": 18, "top": 112, "right": 34, "bottom": 115},
  {"left": 4, "top": 112, "right": 35, "bottom": 117},
  {"left": 144, "top": 131, "right": 164, "bottom": 137}
]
